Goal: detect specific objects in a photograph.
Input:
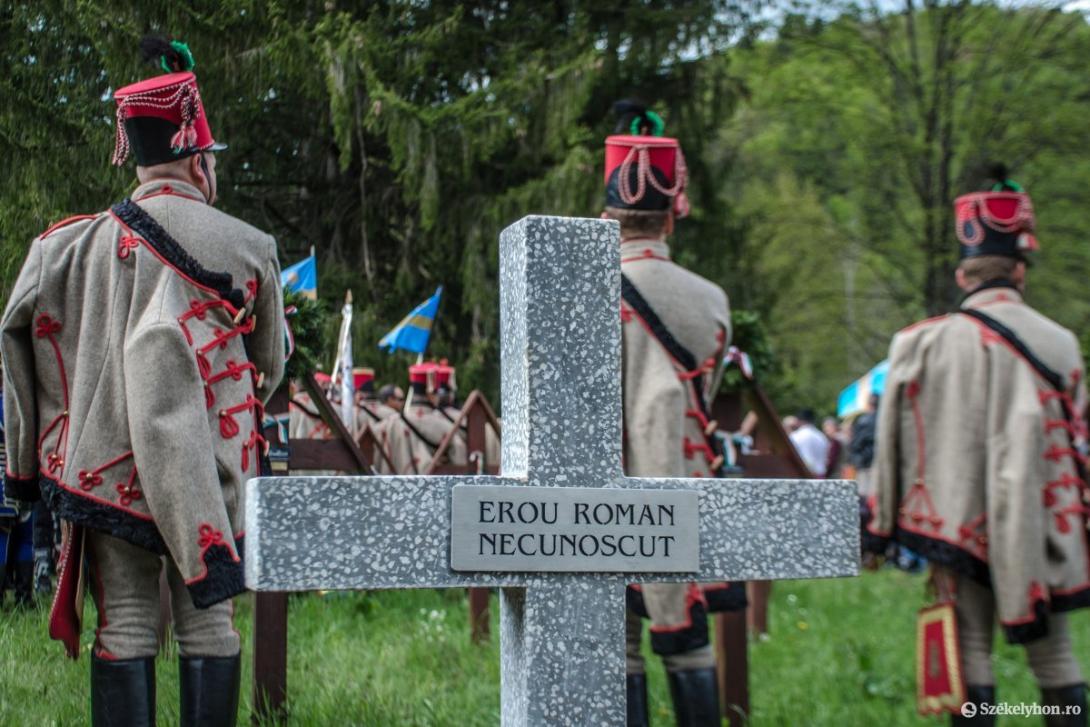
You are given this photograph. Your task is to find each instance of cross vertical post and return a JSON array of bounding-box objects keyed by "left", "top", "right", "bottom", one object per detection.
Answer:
[{"left": 245, "top": 215, "right": 859, "bottom": 727}]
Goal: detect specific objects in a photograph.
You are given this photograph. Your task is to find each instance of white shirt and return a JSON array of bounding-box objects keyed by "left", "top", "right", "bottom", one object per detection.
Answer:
[{"left": 790, "top": 423, "right": 830, "bottom": 477}]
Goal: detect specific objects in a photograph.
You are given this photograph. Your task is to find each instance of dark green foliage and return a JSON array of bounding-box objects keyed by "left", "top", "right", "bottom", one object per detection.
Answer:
[
  {"left": 0, "top": 0, "right": 756, "bottom": 407},
  {"left": 2, "top": 1, "right": 1089, "bottom": 417},
  {"left": 720, "top": 308, "right": 777, "bottom": 393},
  {"left": 282, "top": 288, "right": 330, "bottom": 382}
]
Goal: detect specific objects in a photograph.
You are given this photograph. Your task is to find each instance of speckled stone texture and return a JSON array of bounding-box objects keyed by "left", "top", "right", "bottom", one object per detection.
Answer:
[{"left": 245, "top": 216, "right": 859, "bottom": 726}]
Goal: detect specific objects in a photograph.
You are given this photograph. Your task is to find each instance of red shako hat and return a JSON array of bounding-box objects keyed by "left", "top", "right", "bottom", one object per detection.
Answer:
[
  {"left": 408, "top": 362, "right": 437, "bottom": 387},
  {"left": 352, "top": 367, "right": 375, "bottom": 392},
  {"left": 604, "top": 101, "right": 689, "bottom": 218},
  {"left": 433, "top": 360, "right": 456, "bottom": 391},
  {"left": 954, "top": 166, "right": 1037, "bottom": 260},
  {"left": 112, "top": 38, "right": 226, "bottom": 166}
]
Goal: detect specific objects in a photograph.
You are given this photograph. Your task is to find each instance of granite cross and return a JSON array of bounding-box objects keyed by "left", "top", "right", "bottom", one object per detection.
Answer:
[{"left": 245, "top": 215, "right": 859, "bottom": 726}]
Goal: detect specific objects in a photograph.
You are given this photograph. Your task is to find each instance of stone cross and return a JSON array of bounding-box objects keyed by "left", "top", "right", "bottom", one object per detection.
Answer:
[{"left": 245, "top": 216, "right": 858, "bottom": 726}]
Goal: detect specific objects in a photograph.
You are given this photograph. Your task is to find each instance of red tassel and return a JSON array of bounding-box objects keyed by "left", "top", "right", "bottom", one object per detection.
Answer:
[{"left": 170, "top": 128, "right": 187, "bottom": 152}]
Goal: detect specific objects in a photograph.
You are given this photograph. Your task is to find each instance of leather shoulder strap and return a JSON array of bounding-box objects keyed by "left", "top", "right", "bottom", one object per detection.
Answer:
[
  {"left": 961, "top": 308, "right": 1065, "bottom": 392},
  {"left": 398, "top": 411, "right": 440, "bottom": 452},
  {"left": 620, "top": 273, "right": 698, "bottom": 371}
]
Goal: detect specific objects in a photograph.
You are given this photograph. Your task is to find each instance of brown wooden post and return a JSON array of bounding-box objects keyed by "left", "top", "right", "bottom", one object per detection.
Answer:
[
  {"left": 252, "top": 592, "right": 289, "bottom": 724},
  {"left": 251, "top": 380, "right": 375, "bottom": 723},
  {"left": 710, "top": 384, "right": 812, "bottom": 722},
  {"left": 716, "top": 611, "right": 749, "bottom": 727},
  {"left": 425, "top": 391, "right": 502, "bottom": 643},
  {"left": 252, "top": 387, "right": 291, "bottom": 724},
  {"left": 747, "top": 580, "right": 771, "bottom": 636}
]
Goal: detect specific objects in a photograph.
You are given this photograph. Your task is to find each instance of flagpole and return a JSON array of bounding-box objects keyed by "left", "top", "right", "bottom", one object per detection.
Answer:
[
  {"left": 419, "top": 286, "right": 443, "bottom": 362},
  {"left": 407, "top": 287, "right": 440, "bottom": 410}
]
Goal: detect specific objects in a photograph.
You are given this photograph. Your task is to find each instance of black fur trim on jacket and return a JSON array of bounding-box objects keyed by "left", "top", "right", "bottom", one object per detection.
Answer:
[
  {"left": 40, "top": 474, "right": 167, "bottom": 554},
  {"left": 859, "top": 496, "right": 892, "bottom": 555},
  {"left": 1003, "top": 599, "right": 1050, "bottom": 644},
  {"left": 626, "top": 585, "right": 714, "bottom": 655},
  {"left": 626, "top": 584, "right": 649, "bottom": 618},
  {"left": 649, "top": 600, "right": 710, "bottom": 656},
  {"left": 3, "top": 472, "right": 41, "bottom": 502},
  {"left": 861, "top": 529, "right": 891, "bottom": 556},
  {"left": 1053, "top": 585, "right": 1090, "bottom": 614},
  {"left": 112, "top": 199, "right": 237, "bottom": 300},
  {"left": 703, "top": 582, "right": 748, "bottom": 612},
  {"left": 895, "top": 528, "right": 991, "bottom": 587},
  {"left": 187, "top": 536, "right": 246, "bottom": 609}
]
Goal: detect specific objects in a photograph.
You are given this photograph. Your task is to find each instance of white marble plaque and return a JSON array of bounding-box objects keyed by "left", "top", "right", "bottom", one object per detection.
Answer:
[{"left": 450, "top": 484, "right": 700, "bottom": 572}]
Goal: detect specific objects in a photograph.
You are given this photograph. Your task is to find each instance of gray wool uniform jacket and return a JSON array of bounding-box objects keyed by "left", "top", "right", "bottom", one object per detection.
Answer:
[
  {"left": 865, "top": 284, "right": 1090, "bottom": 642},
  {"left": 1, "top": 179, "right": 285, "bottom": 608},
  {"left": 620, "top": 237, "right": 746, "bottom": 652}
]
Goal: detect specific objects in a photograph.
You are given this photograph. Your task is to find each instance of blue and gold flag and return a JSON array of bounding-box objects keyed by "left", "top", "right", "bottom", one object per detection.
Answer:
[
  {"left": 281, "top": 255, "right": 317, "bottom": 299},
  {"left": 379, "top": 286, "right": 442, "bottom": 354}
]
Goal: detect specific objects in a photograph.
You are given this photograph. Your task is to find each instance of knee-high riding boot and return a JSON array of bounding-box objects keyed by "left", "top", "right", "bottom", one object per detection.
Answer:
[
  {"left": 12, "top": 560, "right": 33, "bottom": 607},
  {"left": 666, "top": 667, "right": 720, "bottom": 727},
  {"left": 179, "top": 654, "right": 241, "bottom": 727},
  {"left": 1041, "top": 683, "right": 1088, "bottom": 727},
  {"left": 91, "top": 654, "right": 156, "bottom": 727},
  {"left": 950, "top": 684, "right": 995, "bottom": 726},
  {"left": 626, "top": 673, "right": 649, "bottom": 727}
]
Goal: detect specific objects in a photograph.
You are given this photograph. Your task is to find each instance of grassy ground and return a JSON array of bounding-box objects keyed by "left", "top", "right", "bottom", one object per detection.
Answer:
[{"left": 1, "top": 568, "right": 1087, "bottom": 725}]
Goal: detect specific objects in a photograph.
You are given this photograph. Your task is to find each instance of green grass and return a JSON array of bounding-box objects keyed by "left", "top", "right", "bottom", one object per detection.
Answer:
[{"left": 1, "top": 569, "right": 1087, "bottom": 725}]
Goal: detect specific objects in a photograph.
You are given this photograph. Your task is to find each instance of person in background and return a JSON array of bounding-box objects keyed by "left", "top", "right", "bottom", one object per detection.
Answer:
[
  {"left": 2, "top": 37, "right": 284, "bottom": 725},
  {"left": 789, "top": 409, "right": 830, "bottom": 477},
  {"left": 607, "top": 101, "right": 745, "bottom": 726},
  {"left": 865, "top": 169, "right": 1088, "bottom": 723},
  {"left": 822, "top": 416, "right": 847, "bottom": 478},
  {"left": 849, "top": 393, "right": 879, "bottom": 498},
  {"left": 377, "top": 384, "right": 406, "bottom": 414}
]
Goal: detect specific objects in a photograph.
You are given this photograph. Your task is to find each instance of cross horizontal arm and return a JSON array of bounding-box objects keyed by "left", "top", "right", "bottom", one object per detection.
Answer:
[
  {"left": 244, "top": 475, "right": 521, "bottom": 591},
  {"left": 245, "top": 476, "right": 858, "bottom": 592},
  {"left": 627, "top": 477, "right": 859, "bottom": 581}
]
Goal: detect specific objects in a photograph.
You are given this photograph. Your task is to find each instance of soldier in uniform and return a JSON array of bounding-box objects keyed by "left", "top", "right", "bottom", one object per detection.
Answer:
[
  {"left": 865, "top": 171, "right": 1089, "bottom": 725},
  {"left": 380, "top": 362, "right": 467, "bottom": 474},
  {"left": 377, "top": 383, "right": 406, "bottom": 415},
  {"left": 1, "top": 38, "right": 284, "bottom": 725},
  {"left": 288, "top": 372, "right": 334, "bottom": 442},
  {"left": 354, "top": 366, "right": 399, "bottom": 429},
  {"left": 606, "top": 103, "right": 745, "bottom": 727},
  {"left": 432, "top": 360, "right": 462, "bottom": 424}
]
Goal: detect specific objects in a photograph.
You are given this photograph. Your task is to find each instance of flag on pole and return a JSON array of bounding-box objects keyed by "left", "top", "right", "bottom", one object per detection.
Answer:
[
  {"left": 836, "top": 360, "right": 889, "bottom": 419},
  {"left": 332, "top": 291, "right": 355, "bottom": 426},
  {"left": 378, "top": 286, "right": 443, "bottom": 354},
  {"left": 281, "top": 255, "right": 317, "bottom": 299}
]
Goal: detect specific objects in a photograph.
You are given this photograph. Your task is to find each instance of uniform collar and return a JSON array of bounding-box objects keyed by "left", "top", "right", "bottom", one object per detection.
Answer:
[
  {"left": 620, "top": 237, "right": 671, "bottom": 262},
  {"left": 131, "top": 178, "right": 207, "bottom": 204},
  {"left": 961, "top": 280, "right": 1024, "bottom": 309}
]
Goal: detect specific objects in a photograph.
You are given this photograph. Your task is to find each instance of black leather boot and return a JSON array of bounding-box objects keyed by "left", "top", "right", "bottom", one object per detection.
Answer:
[
  {"left": 666, "top": 667, "right": 720, "bottom": 727},
  {"left": 1041, "top": 683, "right": 1088, "bottom": 727},
  {"left": 12, "top": 560, "right": 34, "bottom": 607},
  {"left": 951, "top": 684, "right": 995, "bottom": 725},
  {"left": 91, "top": 654, "right": 156, "bottom": 727},
  {"left": 179, "top": 654, "right": 241, "bottom": 727},
  {"left": 626, "top": 673, "right": 649, "bottom": 727}
]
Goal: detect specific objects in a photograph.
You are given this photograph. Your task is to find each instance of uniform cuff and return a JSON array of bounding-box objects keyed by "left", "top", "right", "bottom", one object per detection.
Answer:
[{"left": 3, "top": 472, "right": 41, "bottom": 502}]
